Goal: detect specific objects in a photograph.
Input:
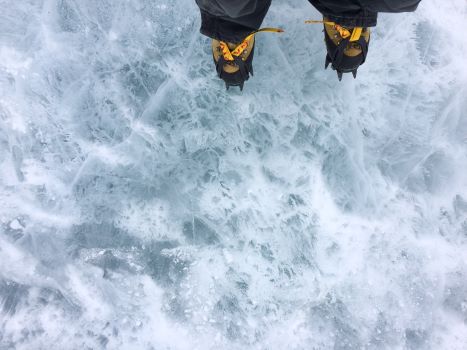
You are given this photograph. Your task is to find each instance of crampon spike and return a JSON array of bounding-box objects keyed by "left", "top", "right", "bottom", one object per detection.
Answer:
[
  {"left": 337, "top": 71, "right": 343, "bottom": 81},
  {"left": 250, "top": 66, "right": 254, "bottom": 76},
  {"left": 352, "top": 69, "right": 357, "bottom": 79},
  {"left": 225, "top": 82, "right": 230, "bottom": 90},
  {"left": 239, "top": 82, "right": 244, "bottom": 91}
]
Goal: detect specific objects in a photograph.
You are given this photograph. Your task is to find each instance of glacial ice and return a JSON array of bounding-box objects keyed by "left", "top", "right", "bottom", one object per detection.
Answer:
[{"left": 1, "top": 0, "right": 467, "bottom": 349}]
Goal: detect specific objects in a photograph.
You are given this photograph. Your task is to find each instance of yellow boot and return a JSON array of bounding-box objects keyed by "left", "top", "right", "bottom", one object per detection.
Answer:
[
  {"left": 211, "top": 28, "right": 283, "bottom": 90},
  {"left": 307, "top": 19, "right": 370, "bottom": 80},
  {"left": 212, "top": 36, "right": 255, "bottom": 91}
]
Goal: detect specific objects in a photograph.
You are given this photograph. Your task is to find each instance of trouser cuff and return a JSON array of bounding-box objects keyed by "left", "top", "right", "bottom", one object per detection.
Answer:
[
  {"left": 322, "top": 10, "right": 378, "bottom": 27},
  {"left": 199, "top": 10, "right": 256, "bottom": 43}
]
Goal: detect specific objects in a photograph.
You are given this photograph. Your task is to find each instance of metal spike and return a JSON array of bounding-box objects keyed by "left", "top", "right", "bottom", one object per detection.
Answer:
[
  {"left": 352, "top": 69, "right": 357, "bottom": 79},
  {"left": 225, "top": 82, "right": 230, "bottom": 91},
  {"left": 337, "top": 71, "right": 343, "bottom": 81},
  {"left": 325, "top": 55, "right": 331, "bottom": 70},
  {"left": 239, "top": 82, "right": 244, "bottom": 91},
  {"left": 250, "top": 66, "right": 254, "bottom": 76}
]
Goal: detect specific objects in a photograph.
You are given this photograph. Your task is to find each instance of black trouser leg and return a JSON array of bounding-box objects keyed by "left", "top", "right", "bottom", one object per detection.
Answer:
[
  {"left": 308, "top": 0, "right": 422, "bottom": 27},
  {"left": 195, "top": 0, "right": 272, "bottom": 42}
]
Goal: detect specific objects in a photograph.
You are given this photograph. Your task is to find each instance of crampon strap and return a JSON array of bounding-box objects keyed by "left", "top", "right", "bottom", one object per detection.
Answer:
[
  {"left": 219, "top": 28, "right": 284, "bottom": 62},
  {"left": 305, "top": 20, "right": 363, "bottom": 42}
]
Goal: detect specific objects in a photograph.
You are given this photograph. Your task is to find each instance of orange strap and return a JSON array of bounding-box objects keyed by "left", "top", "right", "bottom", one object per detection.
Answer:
[
  {"left": 305, "top": 20, "right": 363, "bottom": 42},
  {"left": 220, "top": 27, "right": 284, "bottom": 62}
]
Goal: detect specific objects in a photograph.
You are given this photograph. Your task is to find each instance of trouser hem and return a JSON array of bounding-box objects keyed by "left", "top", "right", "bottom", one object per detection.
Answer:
[
  {"left": 200, "top": 10, "right": 259, "bottom": 43},
  {"left": 323, "top": 12, "right": 378, "bottom": 27}
]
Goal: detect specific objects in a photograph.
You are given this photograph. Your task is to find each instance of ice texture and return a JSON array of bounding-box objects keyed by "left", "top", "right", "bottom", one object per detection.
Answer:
[{"left": 1, "top": 0, "right": 467, "bottom": 349}]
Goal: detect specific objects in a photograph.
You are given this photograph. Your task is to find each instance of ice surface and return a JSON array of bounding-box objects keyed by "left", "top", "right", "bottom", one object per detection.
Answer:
[{"left": 1, "top": 0, "right": 467, "bottom": 349}]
